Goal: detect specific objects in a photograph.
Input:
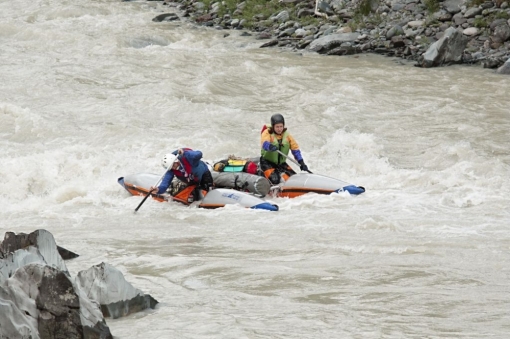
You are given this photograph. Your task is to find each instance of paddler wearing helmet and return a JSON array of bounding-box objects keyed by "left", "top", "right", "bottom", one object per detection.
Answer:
[
  {"left": 260, "top": 114, "right": 309, "bottom": 185},
  {"left": 151, "top": 148, "right": 213, "bottom": 200}
]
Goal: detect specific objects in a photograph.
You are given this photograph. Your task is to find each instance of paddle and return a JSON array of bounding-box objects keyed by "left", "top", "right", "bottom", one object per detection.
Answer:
[
  {"left": 276, "top": 150, "right": 313, "bottom": 174},
  {"left": 134, "top": 164, "right": 172, "bottom": 213}
]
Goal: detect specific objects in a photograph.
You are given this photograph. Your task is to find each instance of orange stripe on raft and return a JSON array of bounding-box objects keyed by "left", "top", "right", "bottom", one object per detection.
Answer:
[
  {"left": 279, "top": 187, "right": 336, "bottom": 198},
  {"left": 124, "top": 184, "right": 166, "bottom": 202}
]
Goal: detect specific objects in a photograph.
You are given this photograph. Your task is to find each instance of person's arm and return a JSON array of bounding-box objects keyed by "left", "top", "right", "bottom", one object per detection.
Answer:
[
  {"left": 261, "top": 130, "right": 277, "bottom": 151},
  {"left": 288, "top": 134, "right": 303, "bottom": 161},
  {"left": 154, "top": 171, "right": 174, "bottom": 194},
  {"left": 182, "top": 150, "right": 203, "bottom": 167},
  {"left": 288, "top": 134, "right": 309, "bottom": 171}
]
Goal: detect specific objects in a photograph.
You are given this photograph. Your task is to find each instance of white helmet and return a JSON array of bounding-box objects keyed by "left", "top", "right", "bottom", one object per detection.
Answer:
[{"left": 161, "top": 153, "right": 178, "bottom": 169}]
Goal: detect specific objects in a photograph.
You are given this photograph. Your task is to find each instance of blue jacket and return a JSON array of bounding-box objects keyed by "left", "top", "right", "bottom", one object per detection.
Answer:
[{"left": 156, "top": 149, "right": 209, "bottom": 194}]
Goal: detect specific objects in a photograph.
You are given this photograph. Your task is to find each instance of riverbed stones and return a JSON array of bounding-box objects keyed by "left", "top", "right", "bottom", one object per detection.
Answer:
[{"left": 160, "top": 0, "right": 510, "bottom": 72}]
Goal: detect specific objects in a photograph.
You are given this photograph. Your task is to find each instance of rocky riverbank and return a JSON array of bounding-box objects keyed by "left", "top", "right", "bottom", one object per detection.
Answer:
[{"left": 151, "top": 0, "right": 510, "bottom": 73}]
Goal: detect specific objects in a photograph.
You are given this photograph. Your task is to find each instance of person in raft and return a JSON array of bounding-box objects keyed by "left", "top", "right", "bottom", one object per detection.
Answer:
[
  {"left": 260, "top": 114, "right": 309, "bottom": 185},
  {"left": 151, "top": 148, "right": 213, "bottom": 201}
]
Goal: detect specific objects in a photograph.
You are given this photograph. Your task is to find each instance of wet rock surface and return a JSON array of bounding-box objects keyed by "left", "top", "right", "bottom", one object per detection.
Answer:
[{"left": 0, "top": 230, "right": 158, "bottom": 339}]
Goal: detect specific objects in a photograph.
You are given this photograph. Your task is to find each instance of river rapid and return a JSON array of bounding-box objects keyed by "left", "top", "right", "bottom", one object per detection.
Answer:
[{"left": 1, "top": 0, "right": 509, "bottom": 338}]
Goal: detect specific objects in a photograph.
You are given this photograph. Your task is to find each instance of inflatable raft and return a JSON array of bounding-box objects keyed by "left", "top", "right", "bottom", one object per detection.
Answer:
[
  {"left": 118, "top": 173, "right": 279, "bottom": 211},
  {"left": 276, "top": 173, "right": 365, "bottom": 198},
  {"left": 211, "top": 156, "right": 365, "bottom": 198}
]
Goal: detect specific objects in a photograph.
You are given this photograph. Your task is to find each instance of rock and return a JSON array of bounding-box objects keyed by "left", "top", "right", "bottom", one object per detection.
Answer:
[
  {"left": 260, "top": 39, "right": 278, "bottom": 48},
  {"left": 317, "top": 1, "right": 335, "bottom": 15},
  {"left": 453, "top": 12, "right": 468, "bottom": 25},
  {"left": 308, "top": 33, "right": 361, "bottom": 53},
  {"left": 496, "top": 57, "right": 510, "bottom": 74},
  {"left": 256, "top": 31, "right": 273, "bottom": 39},
  {"left": 326, "top": 45, "right": 360, "bottom": 55},
  {"left": 480, "top": 1, "right": 494, "bottom": 9},
  {"left": 294, "top": 28, "right": 308, "bottom": 37},
  {"left": 278, "top": 27, "right": 296, "bottom": 37},
  {"left": 297, "top": 8, "right": 315, "bottom": 18},
  {"left": 0, "top": 263, "right": 112, "bottom": 339},
  {"left": 195, "top": 13, "right": 213, "bottom": 23},
  {"left": 387, "top": 25, "right": 404, "bottom": 39},
  {"left": 297, "top": 38, "right": 312, "bottom": 49},
  {"left": 490, "top": 18, "right": 508, "bottom": 30},
  {"left": 392, "top": 3, "right": 405, "bottom": 11},
  {"left": 482, "top": 58, "right": 503, "bottom": 68},
  {"left": 273, "top": 10, "right": 290, "bottom": 23},
  {"left": 464, "top": 7, "right": 483, "bottom": 18},
  {"left": 152, "top": 13, "right": 179, "bottom": 22},
  {"left": 438, "top": 12, "right": 453, "bottom": 21},
  {"left": 493, "top": 24, "right": 510, "bottom": 43},
  {"left": 337, "top": 9, "right": 354, "bottom": 19},
  {"left": 463, "top": 27, "right": 479, "bottom": 36},
  {"left": 336, "top": 26, "right": 352, "bottom": 33},
  {"left": 391, "top": 36, "right": 406, "bottom": 48},
  {"left": 0, "top": 230, "right": 68, "bottom": 278},
  {"left": 418, "top": 26, "right": 468, "bottom": 67},
  {"left": 407, "top": 20, "right": 425, "bottom": 28},
  {"left": 57, "top": 245, "right": 79, "bottom": 260},
  {"left": 443, "top": 0, "right": 464, "bottom": 14},
  {"left": 76, "top": 262, "right": 158, "bottom": 319}
]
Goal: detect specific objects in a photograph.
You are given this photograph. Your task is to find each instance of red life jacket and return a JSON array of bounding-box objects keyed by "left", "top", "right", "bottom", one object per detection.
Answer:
[{"left": 172, "top": 148, "right": 199, "bottom": 183}]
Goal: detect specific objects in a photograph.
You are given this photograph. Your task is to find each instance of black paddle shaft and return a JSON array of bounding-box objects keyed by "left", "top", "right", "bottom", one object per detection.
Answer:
[
  {"left": 134, "top": 190, "right": 155, "bottom": 212},
  {"left": 276, "top": 150, "right": 313, "bottom": 174},
  {"left": 134, "top": 164, "right": 172, "bottom": 213}
]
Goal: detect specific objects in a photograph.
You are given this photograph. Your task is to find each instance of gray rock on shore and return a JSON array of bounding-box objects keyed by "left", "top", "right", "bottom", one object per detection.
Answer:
[
  {"left": 418, "top": 27, "right": 468, "bottom": 67},
  {"left": 496, "top": 57, "right": 510, "bottom": 73}
]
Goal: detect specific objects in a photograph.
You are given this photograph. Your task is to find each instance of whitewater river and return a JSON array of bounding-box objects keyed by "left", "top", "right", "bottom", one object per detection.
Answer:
[{"left": 1, "top": 0, "right": 509, "bottom": 338}]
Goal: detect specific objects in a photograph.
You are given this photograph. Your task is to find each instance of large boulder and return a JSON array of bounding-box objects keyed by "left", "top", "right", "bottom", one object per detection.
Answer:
[
  {"left": 76, "top": 262, "right": 158, "bottom": 319},
  {"left": 417, "top": 27, "right": 468, "bottom": 68},
  {"left": 0, "top": 229, "right": 158, "bottom": 337},
  {"left": 0, "top": 263, "right": 112, "bottom": 339}
]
